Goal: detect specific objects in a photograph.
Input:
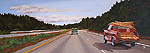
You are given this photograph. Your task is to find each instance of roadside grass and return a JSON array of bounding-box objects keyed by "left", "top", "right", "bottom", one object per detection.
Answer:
[{"left": 0, "top": 30, "right": 70, "bottom": 53}]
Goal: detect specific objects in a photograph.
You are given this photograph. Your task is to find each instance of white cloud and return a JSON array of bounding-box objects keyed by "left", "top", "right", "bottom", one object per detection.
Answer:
[
  {"left": 9, "top": 5, "right": 76, "bottom": 13},
  {"left": 80, "top": 9, "right": 91, "bottom": 12},
  {"left": 29, "top": 14, "right": 87, "bottom": 24}
]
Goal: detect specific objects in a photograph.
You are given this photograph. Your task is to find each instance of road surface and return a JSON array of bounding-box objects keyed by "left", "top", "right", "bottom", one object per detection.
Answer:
[
  {"left": 0, "top": 30, "right": 63, "bottom": 38},
  {"left": 15, "top": 30, "right": 150, "bottom": 53}
]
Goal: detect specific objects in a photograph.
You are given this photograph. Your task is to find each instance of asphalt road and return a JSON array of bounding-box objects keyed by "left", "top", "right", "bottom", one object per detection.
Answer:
[
  {"left": 16, "top": 30, "right": 150, "bottom": 53},
  {"left": 0, "top": 30, "right": 63, "bottom": 38}
]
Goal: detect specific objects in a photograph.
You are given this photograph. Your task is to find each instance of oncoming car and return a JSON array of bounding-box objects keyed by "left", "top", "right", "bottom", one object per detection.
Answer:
[{"left": 71, "top": 28, "right": 78, "bottom": 35}]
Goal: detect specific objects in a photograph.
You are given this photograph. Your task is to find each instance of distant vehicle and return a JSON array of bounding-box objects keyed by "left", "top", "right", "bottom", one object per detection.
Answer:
[
  {"left": 103, "top": 21, "right": 140, "bottom": 47},
  {"left": 71, "top": 28, "right": 78, "bottom": 35}
]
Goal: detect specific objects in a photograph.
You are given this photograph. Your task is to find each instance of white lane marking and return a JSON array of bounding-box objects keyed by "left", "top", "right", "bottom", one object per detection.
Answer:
[
  {"left": 136, "top": 43, "right": 150, "bottom": 48},
  {"left": 145, "top": 45, "right": 150, "bottom": 47},
  {"left": 101, "top": 50, "right": 105, "bottom": 53},
  {"left": 96, "top": 34, "right": 99, "bottom": 35},
  {"left": 141, "top": 44, "right": 145, "bottom": 45},
  {"left": 100, "top": 35, "right": 103, "bottom": 36},
  {"left": 136, "top": 43, "right": 141, "bottom": 45},
  {"left": 146, "top": 45, "right": 150, "bottom": 47},
  {"left": 145, "top": 45, "right": 149, "bottom": 46},
  {"left": 143, "top": 46, "right": 146, "bottom": 49}
]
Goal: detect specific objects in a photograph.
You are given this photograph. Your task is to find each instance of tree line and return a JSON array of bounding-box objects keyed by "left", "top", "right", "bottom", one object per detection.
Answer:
[
  {"left": 0, "top": 13, "right": 59, "bottom": 34},
  {"left": 65, "top": 0, "right": 150, "bottom": 37}
]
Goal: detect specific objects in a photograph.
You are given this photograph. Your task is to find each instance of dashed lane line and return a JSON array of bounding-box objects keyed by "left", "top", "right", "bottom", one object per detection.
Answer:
[
  {"left": 100, "top": 50, "right": 106, "bottom": 53},
  {"left": 136, "top": 43, "right": 150, "bottom": 48}
]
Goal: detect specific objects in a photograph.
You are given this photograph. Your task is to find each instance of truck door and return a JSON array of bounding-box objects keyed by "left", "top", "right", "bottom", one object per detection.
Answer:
[{"left": 106, "top": 25, "right": 113, "bottom": 40}]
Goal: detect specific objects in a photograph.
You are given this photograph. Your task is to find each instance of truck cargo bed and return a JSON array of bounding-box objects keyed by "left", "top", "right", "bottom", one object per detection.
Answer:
[{"left": 118, "top": 32, "right": 140, "bottom": 41}]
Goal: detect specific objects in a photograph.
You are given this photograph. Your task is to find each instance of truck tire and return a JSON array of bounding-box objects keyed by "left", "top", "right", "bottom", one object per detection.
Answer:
[
  {"left": 131, "top": 42, "right": 135, "bottom": 47},
  {"left": 104, "top": 35, "right": 107, "bottom": 43},
  {"left": 112, "top": 38, "right": 116, "bottom": 46}
]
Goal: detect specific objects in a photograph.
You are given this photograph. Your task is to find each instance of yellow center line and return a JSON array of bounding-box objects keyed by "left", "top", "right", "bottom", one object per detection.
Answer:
[{"left": 24, "top": 34, "right": 66, "bottom": 53}]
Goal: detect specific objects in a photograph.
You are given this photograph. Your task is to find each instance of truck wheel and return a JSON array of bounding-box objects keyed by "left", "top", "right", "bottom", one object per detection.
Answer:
[
  {"left": 131, "top": 42, "right": 135, "bottom": 47},
  {"left": 112, "top": 38, "right": 116, "bottom": 46},
  {"left": 104, "top": 35, "right": 107, "bottom": 43}
]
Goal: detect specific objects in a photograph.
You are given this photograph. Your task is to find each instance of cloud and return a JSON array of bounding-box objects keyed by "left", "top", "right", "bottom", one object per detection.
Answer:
[
  {"left": 80, "top": 9, "right": 91, "bottom": 12},
  {"left": 9, "top": 5, "right": 76, "bottom": 13},
  {"left": 29, "top": 14, "right": 87, "bottom": 24}
]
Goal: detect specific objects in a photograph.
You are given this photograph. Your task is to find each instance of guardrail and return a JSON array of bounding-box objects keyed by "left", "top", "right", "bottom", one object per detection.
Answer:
[{"left": 10, "top": 30, "right": 47, "bottom": 34}]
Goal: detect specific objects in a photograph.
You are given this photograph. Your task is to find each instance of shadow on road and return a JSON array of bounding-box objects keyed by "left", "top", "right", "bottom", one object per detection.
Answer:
[{"left": 93, "top": 42, "right": 131, "bottom": 52}]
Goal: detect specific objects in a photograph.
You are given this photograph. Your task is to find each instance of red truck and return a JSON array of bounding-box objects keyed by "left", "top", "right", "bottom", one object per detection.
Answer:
[{"left": 103, "top": 21, "right": 140, "bottom": 47}]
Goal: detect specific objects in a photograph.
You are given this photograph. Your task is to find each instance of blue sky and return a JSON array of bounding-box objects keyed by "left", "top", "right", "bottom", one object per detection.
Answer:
[{"left": 0, "top": 0, "right": 120, "bottom": 25}]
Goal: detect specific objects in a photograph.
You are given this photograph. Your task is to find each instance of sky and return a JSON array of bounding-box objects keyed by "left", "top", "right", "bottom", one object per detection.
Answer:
[{"left": 0, "top": 0, "right": 120, "bottom": 25}]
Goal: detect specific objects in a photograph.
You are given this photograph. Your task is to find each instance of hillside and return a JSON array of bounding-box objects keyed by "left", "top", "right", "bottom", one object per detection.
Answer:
[
  {"left": 0, "top": 13, "right": 56, "bottom": 34},
  {"left": 66, "top": 0, "right": 150, "bottom": 37}
]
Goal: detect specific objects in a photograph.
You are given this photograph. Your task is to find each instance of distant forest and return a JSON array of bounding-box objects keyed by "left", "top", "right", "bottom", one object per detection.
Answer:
[
  {"left": 65, "top": 0, "right": 150, "bottom": 37},
  {"left": 0, "top": 13, "right": 62, "bottom": 34}
]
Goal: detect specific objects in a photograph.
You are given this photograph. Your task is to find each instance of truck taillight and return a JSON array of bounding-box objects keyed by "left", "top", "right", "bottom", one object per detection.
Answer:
[
  {"left": 116, "top": 32, "right": 118, "bottom": 37},
  {"left": 136, "top": 32, "right": 139, "bottom": 37}
]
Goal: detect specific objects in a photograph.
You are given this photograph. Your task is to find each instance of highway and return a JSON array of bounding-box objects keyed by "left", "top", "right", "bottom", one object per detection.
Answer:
[
  {"left": 15, "top": 30, "right": 150, "bottom": 53},
  {"left": 0, "top": 30, "right": 63, "bottom": 38}
]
